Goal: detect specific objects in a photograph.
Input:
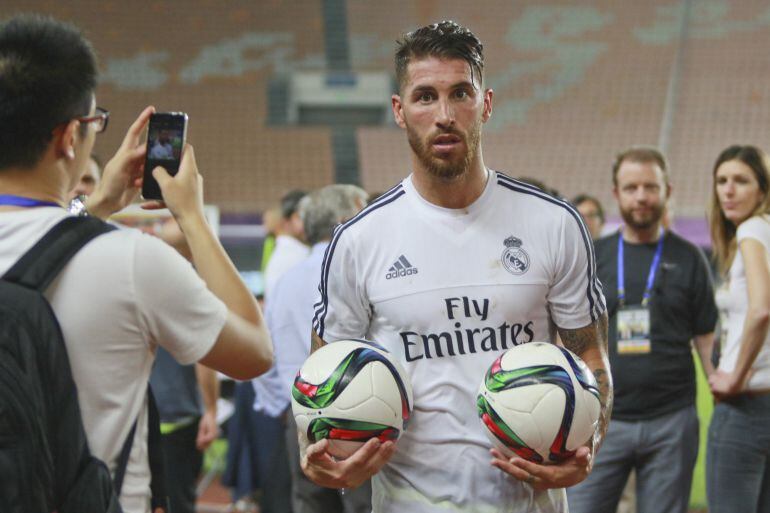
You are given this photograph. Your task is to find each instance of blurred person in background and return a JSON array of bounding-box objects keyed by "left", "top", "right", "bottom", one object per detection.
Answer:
[
  {"left": 260, "top": 206, "right": 281, "bottom": 273},
  {"left": 254, "top": 184, "right": 370, "bottom": 513},
  {"left": 69, "top": 153, "right": 101, "bottom": 199},
  {"left": 707, "top": 145, "right": 770, "bottom": 513},
  {"left": 263, "top": 189, "right": 308, "bottom": 298},
  {"left": 573, "top": 194, "right": 605, "bottom": 240},
  {"left": 567, "top": 147, "right": 717, "bottom": 513},
  {"left": 226, "top": 190, "right": 309, "bottom": 512},
  {"left": 149, "top": 217, "right": 220, "bottom": 513}
]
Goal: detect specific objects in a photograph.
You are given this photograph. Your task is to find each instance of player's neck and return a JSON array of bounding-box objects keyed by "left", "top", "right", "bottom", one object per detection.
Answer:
[
  {"left": 411, "top": 156, "right": 489, "bottom": 210},
  {"left": 622, "top": 223, "right": 662, "bottom": 244}
]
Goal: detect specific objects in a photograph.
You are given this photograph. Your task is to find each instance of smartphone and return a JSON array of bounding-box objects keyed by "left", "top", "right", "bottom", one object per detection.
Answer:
[{"left": 142, "top": 112, "right": 188, "bottom": 200}]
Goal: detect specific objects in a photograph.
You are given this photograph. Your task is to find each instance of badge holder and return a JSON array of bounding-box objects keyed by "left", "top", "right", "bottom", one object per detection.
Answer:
[{"left": 616, "top": 230, "right": 664, "bottom": 356}]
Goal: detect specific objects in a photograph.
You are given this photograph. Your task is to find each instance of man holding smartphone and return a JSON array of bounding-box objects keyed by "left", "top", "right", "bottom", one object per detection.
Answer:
[{"left": 0, "top": 14, "right": 273, "bottom": 513}]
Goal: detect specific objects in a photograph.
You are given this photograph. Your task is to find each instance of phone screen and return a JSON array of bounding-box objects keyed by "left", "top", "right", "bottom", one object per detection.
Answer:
[{"left": 142, "top": 112, "right": 188, "bottom": 200}]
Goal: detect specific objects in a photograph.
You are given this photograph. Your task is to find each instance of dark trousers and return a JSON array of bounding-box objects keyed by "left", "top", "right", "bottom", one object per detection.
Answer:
[
  {"left": 222, "top": 382, "right": 260, "bottom": 500},
  {"left": 567, "top": 405, "right": 699, "bottom": 513},
  {"left": 160, "top": 420, "right": 203, "bottom": 513},
  {"left": 707, "top": 393, "right": 770, "bottom": 513},
  {"left": 252, "top": 409, "right": 293, "bottom": 513}
]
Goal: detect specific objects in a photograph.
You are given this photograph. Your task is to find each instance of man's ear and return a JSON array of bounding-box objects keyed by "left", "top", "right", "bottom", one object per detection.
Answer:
[
  {"left": 392, "top": 94, "right": 406, "bottom": 129},
  {"left": 482, "top": 88, "right": 493, "bottom": 123},
  {"left": 54, "top": 119, "right": 80, "bottom": 161}
]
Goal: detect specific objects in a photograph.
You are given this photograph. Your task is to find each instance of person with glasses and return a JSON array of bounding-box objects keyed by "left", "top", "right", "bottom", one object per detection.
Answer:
[{"left": 0, "top": 14, "right": 273, "bottom": 513}]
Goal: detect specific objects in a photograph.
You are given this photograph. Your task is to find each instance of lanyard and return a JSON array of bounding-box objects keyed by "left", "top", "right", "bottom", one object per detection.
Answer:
[
  {"left": 617, "top": 229, "right": 665, "bottom": 307},
  {"left": 0, "top": 194, "right": 60, "bottom": 208}
]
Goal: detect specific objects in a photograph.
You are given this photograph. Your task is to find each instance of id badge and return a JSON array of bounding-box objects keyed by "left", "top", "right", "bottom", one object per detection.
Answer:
[{"left": 616, "top": 306, "right": 651, "bottom": 354}]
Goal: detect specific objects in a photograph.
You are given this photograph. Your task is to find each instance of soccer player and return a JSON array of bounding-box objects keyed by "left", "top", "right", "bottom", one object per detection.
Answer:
[{"left": 301, "top": 21, "right": 611, "bottom": 513}]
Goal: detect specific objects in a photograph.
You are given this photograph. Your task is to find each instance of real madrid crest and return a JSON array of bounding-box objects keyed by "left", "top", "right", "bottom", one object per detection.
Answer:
[{"left": 502, "top": 236, "right": 530, "bottom": 275}]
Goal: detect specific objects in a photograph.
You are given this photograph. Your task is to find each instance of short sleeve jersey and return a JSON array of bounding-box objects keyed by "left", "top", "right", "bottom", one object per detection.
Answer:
[
  {"left": 312, "top": 172, "right": 605, "bottom": 513},
  {"left": 717, "top": 214, "right": 770, "bottom": 389},
  {"left": 595, "top": 231, "right": 717, "bottom": 421}
]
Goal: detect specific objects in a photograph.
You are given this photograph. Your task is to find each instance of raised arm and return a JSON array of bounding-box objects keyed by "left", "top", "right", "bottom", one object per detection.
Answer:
[
  {"left": 85, "top": 106, "right": 154, "bottom": 218},
  {"left": 158, "top": 145, "right": 273, "bottom": 379}
]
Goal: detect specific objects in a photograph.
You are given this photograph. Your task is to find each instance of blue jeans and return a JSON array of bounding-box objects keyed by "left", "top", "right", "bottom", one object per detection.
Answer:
[{"left": 707, "top": 392, "right": 770, "bottom": 513}]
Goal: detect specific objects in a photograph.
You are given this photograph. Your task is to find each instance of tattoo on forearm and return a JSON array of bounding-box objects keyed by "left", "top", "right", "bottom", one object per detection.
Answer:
[
  {"left": 557, "top": 313, "right": 608, "bottom": 355},
  {"left": 557, "top": 313, "right": 613, "bottom": 449}
]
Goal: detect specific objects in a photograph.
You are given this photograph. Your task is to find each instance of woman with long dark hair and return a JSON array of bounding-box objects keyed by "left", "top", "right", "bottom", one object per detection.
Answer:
[{"left": 707, "top": 144, "right": 770, "bottom": 512}]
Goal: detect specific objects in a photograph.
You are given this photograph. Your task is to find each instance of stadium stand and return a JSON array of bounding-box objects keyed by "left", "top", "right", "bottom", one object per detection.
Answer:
[{"left": 7, "top": 0, "right": 770, "bottom": 220}]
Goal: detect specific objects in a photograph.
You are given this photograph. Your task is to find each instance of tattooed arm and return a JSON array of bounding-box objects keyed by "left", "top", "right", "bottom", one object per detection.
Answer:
[
  {"left": 557, "top": 312, "right": 612, "bottom": 454},
  {"left": 491, "top": 312, "right": 612, "bottom": 490}
]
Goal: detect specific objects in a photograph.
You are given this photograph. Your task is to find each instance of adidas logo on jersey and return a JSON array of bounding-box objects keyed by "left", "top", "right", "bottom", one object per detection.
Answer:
[{"left": 386, "top": 255, "right": 418, "bottom": 280}]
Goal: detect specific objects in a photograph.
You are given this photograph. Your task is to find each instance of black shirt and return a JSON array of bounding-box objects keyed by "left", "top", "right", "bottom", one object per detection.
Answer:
[{"left": 596, "top": 231, "right": 718, "bottom": 420}]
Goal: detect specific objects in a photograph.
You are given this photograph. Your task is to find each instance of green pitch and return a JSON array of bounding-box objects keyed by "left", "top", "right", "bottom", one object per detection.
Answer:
[{"left": 691, "top": 350, "right": 712, "bottom": 508}]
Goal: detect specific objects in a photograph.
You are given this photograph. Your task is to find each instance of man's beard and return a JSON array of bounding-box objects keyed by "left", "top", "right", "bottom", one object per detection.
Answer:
[
  {"left": 619, "top": 203, "right": 665, "bottom": 231},
  {"left": 406, "top": 118, "right": 482, "bottom": 180}
]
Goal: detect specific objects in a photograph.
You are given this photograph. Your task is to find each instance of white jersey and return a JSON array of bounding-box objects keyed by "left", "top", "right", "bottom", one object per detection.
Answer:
[
  {"left": 312, "top": 172, "right": 605, "bottom": 513},
  {"left": 716, "top": 214, "right": 770, "bottom": 390}
]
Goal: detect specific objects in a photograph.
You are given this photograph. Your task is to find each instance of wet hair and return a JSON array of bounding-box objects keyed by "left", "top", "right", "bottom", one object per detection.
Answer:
[
  {"left": 611, "top": 146, "right": 669, "bottom": 186},
  {"left": 708, "top": 145, "right": 770, "bottom": 274},
  {"left": 395, "top": 20, "right": 484, "bottom": 90},
  {"left": 0, "top": 14, "right": 97, "bottom": 169}
]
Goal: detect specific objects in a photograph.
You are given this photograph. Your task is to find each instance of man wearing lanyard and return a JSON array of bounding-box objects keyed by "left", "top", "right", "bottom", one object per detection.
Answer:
[{"left": 567, "top": 147, "right": 718, "bottom": 513}]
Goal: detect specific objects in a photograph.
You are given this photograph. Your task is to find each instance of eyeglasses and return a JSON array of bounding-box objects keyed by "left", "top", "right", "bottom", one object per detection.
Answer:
[{"left": 76, "top": 107, "right": 110, "bottom": 133}]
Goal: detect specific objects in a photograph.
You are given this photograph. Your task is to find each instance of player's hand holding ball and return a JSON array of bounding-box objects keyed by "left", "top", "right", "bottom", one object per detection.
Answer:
[
  {"left": 477, "top": 342, "right": 601, "bottom": 489},
  {"left": 293, "top": 340, "right": 413, "bottom": 488}
]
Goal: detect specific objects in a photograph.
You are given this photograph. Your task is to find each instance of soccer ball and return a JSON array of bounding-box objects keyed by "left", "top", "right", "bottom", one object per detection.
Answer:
[
  {"left": 291, "top": 339, "right": 413, "bottom": 459},
  {"left": 476, "top": 342, "right": 601, "bottom": 464}
]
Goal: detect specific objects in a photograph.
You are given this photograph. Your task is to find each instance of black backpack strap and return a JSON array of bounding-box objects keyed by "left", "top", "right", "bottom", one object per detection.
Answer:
[
  {"left": 113, "top": 387, "right": 169, "bottom": 512},
  {"left": 3, "top": 216, "right": 116, "bottom": 290},
  {"left": 112, "top": 420, "right": 137, "bottom": 499}
]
